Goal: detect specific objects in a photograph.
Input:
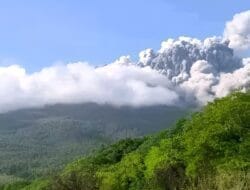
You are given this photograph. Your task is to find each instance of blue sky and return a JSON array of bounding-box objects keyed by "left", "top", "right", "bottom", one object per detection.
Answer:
[{"left": 0, "top": 0, "right": 249, "bottom": 72}]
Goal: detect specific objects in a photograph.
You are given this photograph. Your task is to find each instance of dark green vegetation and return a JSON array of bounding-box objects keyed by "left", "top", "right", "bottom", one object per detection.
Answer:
[
  {"left": 0, "top": 103, "right": 186, "bottom": 183},
  {"left": 2, "top": 92, "right": 249, "bottom": 190}
]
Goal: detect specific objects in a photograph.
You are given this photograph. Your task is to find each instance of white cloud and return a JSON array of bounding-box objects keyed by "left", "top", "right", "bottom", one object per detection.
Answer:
[
  {"left": 224, "top": 10, "right": 250, "bottom": 56},
  {"left": 214, "top": 60, "right": 250, "bottom": 97},
  {"left": 0, "top": 62, "right": 179, "bottom": 112},
  {"left": 180, "top": 60, "right": 218, "bottom": 104}
]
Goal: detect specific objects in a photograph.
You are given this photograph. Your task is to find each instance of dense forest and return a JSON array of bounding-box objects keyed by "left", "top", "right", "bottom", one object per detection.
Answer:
[
  {"left": 0, "top": 104, "right": 185, "bottom": 182},
  {"left": 1, "top": 92, "right": 249, "bottom": 190}
]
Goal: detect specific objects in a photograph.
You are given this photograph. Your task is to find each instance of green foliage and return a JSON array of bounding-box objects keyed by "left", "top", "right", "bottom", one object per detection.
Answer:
[
  {"left": 97, "top": 152, "right": 145, "bottom": 190},
  {"left": 21, "top": 179, "right": 49, "bottom": 190},
  {"left": 0, "top": 181, "right": 30, "bottom": 190},
  {"left": 183, "top": 92, "right": 250, "bottom": 176},
  {"left": 45, "top": 138, "right": 145, "bottom": 190},
  {"left": 92, "top": 138, "right": 145, "bottom": 165},
  {"left": 3, "top": 92, "right": 250, "bottom": 189}
]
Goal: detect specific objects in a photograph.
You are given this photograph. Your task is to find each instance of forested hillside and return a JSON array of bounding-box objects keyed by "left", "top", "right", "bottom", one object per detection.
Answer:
[
  {"left": 2, "top": 92, "right": 249, "bottom": 190},
  {"left": 0, "top": 103, "right": 186, "bottom": 183}
]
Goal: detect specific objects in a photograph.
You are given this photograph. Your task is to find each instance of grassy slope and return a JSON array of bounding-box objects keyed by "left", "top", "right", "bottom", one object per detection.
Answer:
[{"left": 2, "top": 92, "right": 250, "bottom": 190}]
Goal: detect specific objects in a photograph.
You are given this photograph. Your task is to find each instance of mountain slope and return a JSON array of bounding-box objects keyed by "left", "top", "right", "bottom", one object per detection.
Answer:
[
  {"left": 0, "top": 103, "right": 187, "bottom": 180},
  {"left": 9, "top": 91, "right": 249, "bottom": 190}
]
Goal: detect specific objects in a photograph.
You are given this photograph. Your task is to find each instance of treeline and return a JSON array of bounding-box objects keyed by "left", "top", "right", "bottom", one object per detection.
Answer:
[{"left": 1, "top": 92, "right": 250, "bottom": 190}]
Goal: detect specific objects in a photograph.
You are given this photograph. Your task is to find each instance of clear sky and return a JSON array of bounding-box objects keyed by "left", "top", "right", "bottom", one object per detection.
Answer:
[{"left": 0, "top": 0, "right": 249, "bottom": 72}]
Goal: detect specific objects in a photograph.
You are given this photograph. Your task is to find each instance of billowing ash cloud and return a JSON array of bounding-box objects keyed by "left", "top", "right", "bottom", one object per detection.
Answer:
[
  {"left": 138, "top": 37, "right": 242, "bottom": 82},
  {"left": 0, "top": 10, "right": 250, "bottom": 113},
  {"left": 137, "top": 36, "right": 250, "bottom": 104}
]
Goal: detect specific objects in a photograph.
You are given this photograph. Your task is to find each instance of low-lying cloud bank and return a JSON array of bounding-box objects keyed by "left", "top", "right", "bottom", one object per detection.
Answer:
[
  {"left": 0, "top": 63, "right": 179, "bottom": 112},
  {"left": 0, "top": 10, "right": 250, "bottom": 113}
]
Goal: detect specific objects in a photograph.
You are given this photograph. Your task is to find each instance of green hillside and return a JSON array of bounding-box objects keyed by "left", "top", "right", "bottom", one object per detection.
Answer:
[
  {"left": 3, "top": 92, "right": 249, "bottom": 190},
  {"left": 0, "top": 104, "right": 186, "bottom": 181}
]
